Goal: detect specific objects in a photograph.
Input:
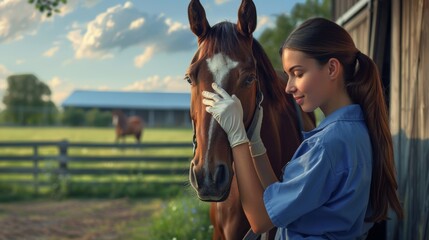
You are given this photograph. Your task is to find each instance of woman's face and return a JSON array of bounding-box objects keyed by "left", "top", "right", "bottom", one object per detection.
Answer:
[{"left": 282, "top": 49, "right": 334, "bottom": 113}]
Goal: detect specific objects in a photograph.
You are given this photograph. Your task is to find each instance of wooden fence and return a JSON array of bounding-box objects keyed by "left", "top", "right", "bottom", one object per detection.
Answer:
[{"left": 0, "top": 141, "right": 193, "bottom": 194}]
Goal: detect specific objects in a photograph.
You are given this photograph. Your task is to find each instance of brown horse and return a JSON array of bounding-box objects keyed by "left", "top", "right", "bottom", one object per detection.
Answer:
[
  {"left": 186, "top": 0, "right": 316, "bottom": 239},
  {"left": 112, "top": 109, "right": 144, "bottom": 143}
]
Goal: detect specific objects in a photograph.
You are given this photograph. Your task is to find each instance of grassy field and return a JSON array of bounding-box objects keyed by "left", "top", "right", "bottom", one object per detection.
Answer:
[
  {"left": 0, "top": 126, "right": 194, "bottom": 199},
  {"left": 0, "top": 126, "right": 193, "bottom": 142}
]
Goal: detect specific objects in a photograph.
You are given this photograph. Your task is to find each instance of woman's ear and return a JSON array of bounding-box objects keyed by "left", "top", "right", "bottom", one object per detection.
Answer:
[{"left": 327, "top": 58, "right": 342, "bottom": 80}]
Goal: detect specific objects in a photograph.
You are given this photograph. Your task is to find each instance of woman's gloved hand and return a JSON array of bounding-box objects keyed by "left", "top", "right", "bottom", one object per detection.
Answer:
[{"left": 202, "top": 83, "right": 249, "bottom": 148}]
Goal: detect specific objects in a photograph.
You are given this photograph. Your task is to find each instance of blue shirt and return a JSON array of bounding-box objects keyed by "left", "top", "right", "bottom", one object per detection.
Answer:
[{"left": 263, "top": 104, "right": 374, "bottom": 240}]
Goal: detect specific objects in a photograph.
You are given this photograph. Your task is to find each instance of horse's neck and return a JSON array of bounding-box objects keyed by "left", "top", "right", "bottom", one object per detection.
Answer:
[
  {"left": 261, "top": 94, "right": 302, "bottom": 178},
  {"left": 117, "top": 114, "right": 127, "bottom": 128}
]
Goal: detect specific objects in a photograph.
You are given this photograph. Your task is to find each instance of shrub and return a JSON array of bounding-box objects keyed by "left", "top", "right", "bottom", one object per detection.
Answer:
[
  {"left": 62, "top": 107, "right": 85, "bottom": 126},
  {"left": 147, "top": 193, "right": 213, "bottom": 240}
]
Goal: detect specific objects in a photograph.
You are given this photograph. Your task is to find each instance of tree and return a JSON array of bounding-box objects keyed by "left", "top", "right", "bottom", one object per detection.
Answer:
[
  {"left": 258, "top": 0, "right": 331, "bottom": 70},
  {"left": 85, "top": 109, "right": 112, "bottom": 127},
  {"left": 2, "top": 74, "right": 58, "bottom": 125},
  {"left": 62, "top": 107, "right": 85, "bottom": 126},
  {"left": 28, "top": 0, "right": 67, "bottom": 17}
]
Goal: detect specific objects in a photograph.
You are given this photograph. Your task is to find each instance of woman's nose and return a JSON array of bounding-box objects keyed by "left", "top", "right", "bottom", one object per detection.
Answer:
[{"left": 285, "top": 79, "right": 296, "bottom": 94}]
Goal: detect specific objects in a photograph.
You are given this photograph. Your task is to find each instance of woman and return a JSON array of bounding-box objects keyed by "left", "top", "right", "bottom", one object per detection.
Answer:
[{"left": 201, "top": 18, "right": 403, "bottom": 239}]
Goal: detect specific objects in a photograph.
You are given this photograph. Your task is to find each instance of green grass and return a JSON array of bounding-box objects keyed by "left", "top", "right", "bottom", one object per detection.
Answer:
[{"left": 0, "top": 126, "right": 193, "bottom": 142}]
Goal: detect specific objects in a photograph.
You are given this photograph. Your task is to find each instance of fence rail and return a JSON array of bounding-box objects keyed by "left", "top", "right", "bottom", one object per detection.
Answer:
[{"left": 0, "top": 141, "right": 193, "bottom": 194}]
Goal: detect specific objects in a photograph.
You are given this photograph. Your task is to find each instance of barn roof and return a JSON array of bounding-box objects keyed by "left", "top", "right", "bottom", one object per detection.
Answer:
[{"left": 62, "top": 90, "right": 191, "bottom": 110}]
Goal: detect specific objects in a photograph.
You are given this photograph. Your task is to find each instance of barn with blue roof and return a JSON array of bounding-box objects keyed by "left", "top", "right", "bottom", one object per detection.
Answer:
[{"left": 62, "top": 90, "right": 191, "bottom": 127}]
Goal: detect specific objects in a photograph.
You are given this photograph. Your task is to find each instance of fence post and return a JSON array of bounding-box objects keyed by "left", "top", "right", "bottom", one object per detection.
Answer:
[
  {"left": 58, "top": 140, "right": 68, "bottom": 177},
  {"left": 33, "top": 145, "right": 39, "bottom": 196}
]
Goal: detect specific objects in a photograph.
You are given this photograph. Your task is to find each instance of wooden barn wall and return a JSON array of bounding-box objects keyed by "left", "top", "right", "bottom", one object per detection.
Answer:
[
  {"left": 333, "top": 0, "right": 371, "bottom": 55},
  {"left": 334, "top": 0, "right": 429, "bottom": 239},
  {"left": 389, "top": 0, "right": 429, "bottom": 239},
  {"left": 332, "top": 0, "right": 362, "bottom": 19},
  {"left": 343, "top": 10, "right": 370, "bottom": 54}
]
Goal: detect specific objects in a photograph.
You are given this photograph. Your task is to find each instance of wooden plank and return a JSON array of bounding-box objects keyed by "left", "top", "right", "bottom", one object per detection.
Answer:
[
  {"left": 0, "top": 141, "right": 60, "bottom": 147},
  {"left": 0, "top": 155, "right": 190, "bottom": 162},
  {"left": 0, "top": 168, "right": 45, "bottom": 174},
  {"left": 0, "top": 180, "right": 187, "bottom": 187},
  {"left": 0, "top": 167, "right": 188, "bottom": 175},
  {"left": 67, "top": 168, "right": 189, "bottom": 175},
  {"left": 0, "top": 141, "right": 192, "bottom": 148},
  {"left": 0, "top": 155, "right": 57, "bottom": 161},
  {"left": 0, "top": 180, "right": 51, "bottom": 187},
  {"left": 66, "top": 156, "right": 190, "bottom": 162},
  {"left": 67, "top": 142, "right": 192, "bottom": 148}
]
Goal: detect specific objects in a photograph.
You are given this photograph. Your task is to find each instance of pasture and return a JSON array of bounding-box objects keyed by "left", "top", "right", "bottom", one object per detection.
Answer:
[
  {"left": 0, "top": 126, "right": 213, "bottom": 239},
  {"left": 0, "top": 126, "right": 194, "bottom": 199}
]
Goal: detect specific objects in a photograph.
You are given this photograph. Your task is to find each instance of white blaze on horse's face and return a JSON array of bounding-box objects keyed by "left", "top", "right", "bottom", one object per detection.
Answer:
[
  {"left": 112, "top": 115, "right": 118, "bottom": 126},
  {"left": 206, "top": 53, "right": 238, "bottom": 86}
]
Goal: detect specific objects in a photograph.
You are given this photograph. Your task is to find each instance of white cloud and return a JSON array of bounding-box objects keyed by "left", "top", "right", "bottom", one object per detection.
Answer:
[
  {"left": 256, "top": 16, "right": 272, "bottom": 31},
  {"left": 165, "top": 18, "right": 187, "bottom": 34},
  {"left": 129, "top": 18, "right": 145, "bottom": 30},
  {"left": 123, "top": 75, "right": 189, "bottom": 92},
  {"left": 57, "top": 1, "right": 79, "bottom": 16},
  {"left": 215, "top": 0, "right": 232, "bottom": 5},
  {"left": 134, "top": 46, "right": 155, "bottom": 68},
  {"left": 15, "top": 59, "right": 25, "bottom": 65},
  {"left": 0, "top": 64, "right": 12, "bottom": 109},
  {"left": 47, "top": 76, "right": 75, "bottom": 106},
  {"left": 49, "top": 76, "right": 61, "bottom": 88},
  {"left": 0, "top": 0, "right": 44, "bottom": 43},
  {"left": 0, "top": 65, "right": 11, "bottom": 90},
  {"left": 43, "top": 46, "right": 60, "bottom": 57},
  {"left": 0, "top": 0, "right": 105, "bottom": 44},
  {"left": 67, "top": 1, "right": 195, "bottom": 62},
  {"left": 97, "top": 85, "right": 111, "bottom": 91}
]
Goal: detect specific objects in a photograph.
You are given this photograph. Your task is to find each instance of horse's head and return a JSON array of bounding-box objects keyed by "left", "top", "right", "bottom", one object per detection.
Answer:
[
  {"left": 187, "top": 0, "right": 260, "bottom": 201},
  {"left": 112, "top": 109, "right": 125, "bottom": 126}
]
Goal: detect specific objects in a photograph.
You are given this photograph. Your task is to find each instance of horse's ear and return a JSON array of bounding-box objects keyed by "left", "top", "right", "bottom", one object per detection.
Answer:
[
  {"left": 188, "top": 0, "right": 211, "bottom": 42},
  {"left": 237, "top": 0, "right": 257, "bottom": 38}
]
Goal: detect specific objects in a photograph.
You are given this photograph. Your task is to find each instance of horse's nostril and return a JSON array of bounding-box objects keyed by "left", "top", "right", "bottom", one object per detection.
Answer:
[
  {"left": 214, "top": 164, "right": 228, "bottom": 188},
  {"left": 190, "top": 162, "right": 199, "bottom": 189}
]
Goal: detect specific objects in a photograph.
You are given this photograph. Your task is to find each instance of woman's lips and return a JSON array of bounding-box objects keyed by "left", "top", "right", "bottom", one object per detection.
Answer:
[{"left": 294, "top": 96, "right": 304, "bottom": 105}]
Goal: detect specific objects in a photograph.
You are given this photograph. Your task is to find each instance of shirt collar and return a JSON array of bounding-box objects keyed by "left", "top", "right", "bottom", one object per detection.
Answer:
[{"left": 303, "top": 104, "right": 365, "bottom": 139}]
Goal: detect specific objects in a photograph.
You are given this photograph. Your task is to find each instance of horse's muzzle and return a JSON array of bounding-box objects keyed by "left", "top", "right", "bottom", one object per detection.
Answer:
[{"left": 189, "top": 160, "right": 232, "bottom": 202}]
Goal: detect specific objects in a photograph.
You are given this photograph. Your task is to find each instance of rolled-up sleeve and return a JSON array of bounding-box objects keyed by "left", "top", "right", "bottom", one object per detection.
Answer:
[{"left": 263, "top": 143, "right": 335, "bottom": 228}]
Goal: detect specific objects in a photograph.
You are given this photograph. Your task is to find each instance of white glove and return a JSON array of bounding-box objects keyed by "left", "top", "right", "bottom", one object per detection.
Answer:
[
  {"left": 202, "top": 83, "right": 249, "bottom": 148},
  {"left": 249, "top": 106, "right": 266, "bottom": 157}
]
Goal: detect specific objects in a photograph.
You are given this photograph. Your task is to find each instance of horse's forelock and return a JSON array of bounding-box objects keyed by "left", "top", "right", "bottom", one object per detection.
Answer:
[{"left": 200, "top": 22, "right": 240, "bottom": 57}]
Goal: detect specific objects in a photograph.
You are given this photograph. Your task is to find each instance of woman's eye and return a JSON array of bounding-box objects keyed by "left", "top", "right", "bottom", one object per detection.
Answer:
[
  {"left": 294, "top": 72, "right": 303, "bottom": 78},
  {"left": 184, "top": 75, "right": 192, "bottom": 85}
]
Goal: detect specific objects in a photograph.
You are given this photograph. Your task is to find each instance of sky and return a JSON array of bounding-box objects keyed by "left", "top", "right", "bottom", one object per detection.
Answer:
[{"left": 0, "top": 0, "right": 305, "bottom": 109}]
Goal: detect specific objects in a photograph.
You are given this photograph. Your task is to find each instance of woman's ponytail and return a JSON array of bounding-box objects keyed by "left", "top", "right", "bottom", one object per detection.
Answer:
[{"left": 347, "top": 52, "right": 404, "bottom": 221}]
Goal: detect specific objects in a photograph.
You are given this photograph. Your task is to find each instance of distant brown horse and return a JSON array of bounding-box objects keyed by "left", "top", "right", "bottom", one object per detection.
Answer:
[
  {"left": 112, "top": 110, "right": 144, "bottom": 143},
  {"left": 187, "top": 0, "right": 316, "bottom": 239}
]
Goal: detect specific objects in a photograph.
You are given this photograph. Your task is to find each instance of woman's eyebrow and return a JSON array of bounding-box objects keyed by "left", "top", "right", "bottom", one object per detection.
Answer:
[{"left": 288, "top": 65, "right": 302, "bottom": 72}]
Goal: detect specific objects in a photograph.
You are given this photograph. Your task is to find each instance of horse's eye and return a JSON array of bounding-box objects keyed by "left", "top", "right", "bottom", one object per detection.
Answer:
[
  {"left": 244, "top": 75, "right": 257, "bottom": 85},
  {"left": 184, "top": 75, "right": 193, "bottom": 85}
]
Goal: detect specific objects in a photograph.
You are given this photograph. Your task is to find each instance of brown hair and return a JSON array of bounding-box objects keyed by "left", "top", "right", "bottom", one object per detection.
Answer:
[{"left": 280, "top": 17, "right": 403, "bottom": 222}]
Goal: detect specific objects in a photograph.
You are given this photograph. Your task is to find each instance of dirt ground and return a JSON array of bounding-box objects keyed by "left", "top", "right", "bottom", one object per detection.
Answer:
[{"left": 0, "top": 198, "right": 162, "bottom": 240}]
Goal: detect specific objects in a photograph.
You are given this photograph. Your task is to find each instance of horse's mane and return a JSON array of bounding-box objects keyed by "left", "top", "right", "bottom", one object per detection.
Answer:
[{"left": 200, "top": 22, "right": 287, "bottom": 111}]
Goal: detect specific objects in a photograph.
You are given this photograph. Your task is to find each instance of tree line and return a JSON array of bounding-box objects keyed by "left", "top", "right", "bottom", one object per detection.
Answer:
[{"left": 0, "top": 74, "right": 112, "bottom": 126}]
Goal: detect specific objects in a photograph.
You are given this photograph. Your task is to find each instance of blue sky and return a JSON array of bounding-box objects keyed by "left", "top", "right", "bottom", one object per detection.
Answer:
[{"left": 0, "top": 0, "right": 304, "bottom": 109}]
